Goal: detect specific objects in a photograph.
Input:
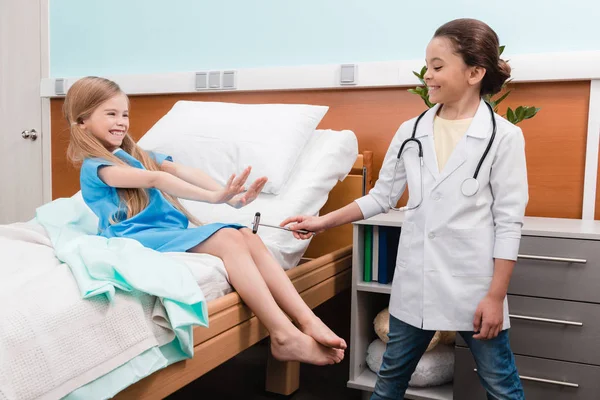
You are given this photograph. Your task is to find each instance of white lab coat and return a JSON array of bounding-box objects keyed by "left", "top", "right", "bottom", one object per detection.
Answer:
[{"left": 355, "top": 100, "right": 529, "bottom": 331}]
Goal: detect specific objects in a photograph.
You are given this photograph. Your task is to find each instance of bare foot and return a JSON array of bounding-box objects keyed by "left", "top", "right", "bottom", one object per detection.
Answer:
[
  {"left": 298, "top": 317, "right": 347, "bottom": 350},
  {"left": 271, "top": 330, "right": 344, "bottom": 366}
]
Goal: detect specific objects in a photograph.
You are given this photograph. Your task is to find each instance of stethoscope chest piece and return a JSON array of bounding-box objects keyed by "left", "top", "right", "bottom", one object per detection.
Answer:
[{"left": 461, "top": 178, "right": 479, "bottom": 197}]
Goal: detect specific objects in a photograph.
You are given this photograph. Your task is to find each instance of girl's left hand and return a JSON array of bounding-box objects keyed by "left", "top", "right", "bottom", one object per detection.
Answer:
[
  {"left": 472, "top": 294, "right": 504, "bottom": 340},
  {"left": 227, "top": 176, "right": 268, "bottom": 209}
]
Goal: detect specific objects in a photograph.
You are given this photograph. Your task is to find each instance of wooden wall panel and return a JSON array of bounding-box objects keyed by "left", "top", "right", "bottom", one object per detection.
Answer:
[
  {"left": 51, "top": 80, "right": 591, "bottom": 219},
  {"left": 501, "top": 81, "right": 590, "bottom": 219}
]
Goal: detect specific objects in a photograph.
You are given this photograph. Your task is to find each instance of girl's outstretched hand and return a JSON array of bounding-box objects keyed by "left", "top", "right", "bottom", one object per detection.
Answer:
[
  {"left": 280, "top": 215, "right": 326, "bottom": 240},
  {"left": 227, "top": 176, "right": 268, "bottom": 209},
  {"left": 211, "top": 167, "right": 251, "bottom": 204}
]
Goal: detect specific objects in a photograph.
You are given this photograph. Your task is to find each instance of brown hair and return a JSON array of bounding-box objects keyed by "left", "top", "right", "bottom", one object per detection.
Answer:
[
  {"left": 63, "top": 76, "right": 201, "bottom": 225},
  {"left": 434, "top": 18, "right": 511, "bottom": 96}
]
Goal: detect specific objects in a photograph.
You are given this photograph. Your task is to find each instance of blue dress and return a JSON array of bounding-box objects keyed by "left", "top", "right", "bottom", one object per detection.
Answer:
[{"left": 80, "top": 149, "right": 243, "bottom": 252}]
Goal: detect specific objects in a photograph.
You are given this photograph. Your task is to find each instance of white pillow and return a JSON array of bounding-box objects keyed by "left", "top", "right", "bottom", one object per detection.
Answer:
[
  {"left": 137, "top": 101, "right": 329, "bottom": 194},
  {"left": 179, "top": 129, "right": 358, "bottom": 269}
]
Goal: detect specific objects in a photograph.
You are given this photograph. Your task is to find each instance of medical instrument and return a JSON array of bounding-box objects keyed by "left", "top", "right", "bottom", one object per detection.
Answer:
[
  {"left": 251, "top": 212, "right": 311, "bottom": 235},
  {"left": 389, "top": 101, "right": 497, "bottom": 211}
]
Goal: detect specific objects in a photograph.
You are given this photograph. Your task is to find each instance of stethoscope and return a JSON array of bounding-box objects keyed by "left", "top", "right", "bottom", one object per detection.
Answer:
[
  {"left": 251, "top": 212, "right": 311, "bottom": 235},
  {"left": 389, "top": 101, "right": 497, "bottom": 211}
]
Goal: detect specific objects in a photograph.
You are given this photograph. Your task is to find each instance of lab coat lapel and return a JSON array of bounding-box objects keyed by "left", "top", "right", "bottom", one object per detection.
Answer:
[
  {"left": 431, "top": 100, "right": 491, "bottom": 190},
  {"left": 414, "top": 105, "right": 440, "bottom": 181}
]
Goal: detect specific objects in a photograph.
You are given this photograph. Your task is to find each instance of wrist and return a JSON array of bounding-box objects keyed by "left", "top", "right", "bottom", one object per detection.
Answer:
[
  {"left": 487, "top": 289, "right": 506, "bottom": 302},
  {"left": 319, "top": 214, "right": 332, "bottom": 230}
]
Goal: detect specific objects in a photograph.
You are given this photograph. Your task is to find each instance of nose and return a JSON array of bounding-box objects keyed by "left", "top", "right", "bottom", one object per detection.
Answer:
[{"left": 423, "top": 67, "right": 432, "bottom": 81}]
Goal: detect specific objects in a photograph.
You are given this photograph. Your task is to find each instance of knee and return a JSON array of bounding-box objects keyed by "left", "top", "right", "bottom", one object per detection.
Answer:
[
  {"left": 240, "top": 227, "right": 258, "bottom": 241},
  {"left": 213, "top": 228, "right": 251, "bottom": 252}
]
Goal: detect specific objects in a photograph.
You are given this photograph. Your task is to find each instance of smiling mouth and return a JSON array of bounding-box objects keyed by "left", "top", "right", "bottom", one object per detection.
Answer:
[
  {"left": 428, "top": 86, "right": 440, "bottom": 92},
  {"left": 109, "top": 130, "right": 125, "bottom": 137}
]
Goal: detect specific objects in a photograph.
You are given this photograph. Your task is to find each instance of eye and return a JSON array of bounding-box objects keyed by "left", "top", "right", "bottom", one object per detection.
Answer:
[
  {"left": 434, "top": 67, "right": 442, "bottom": 71},
  {"left": 123, "top": 114, "right": 129, "bottom": 118},
  {"left": 107, "top": 112, "right": 116, "bottom": 116}
]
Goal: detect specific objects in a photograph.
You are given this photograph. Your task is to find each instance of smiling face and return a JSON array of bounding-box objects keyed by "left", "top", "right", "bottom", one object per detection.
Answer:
[
  {"left": 424, "top": 37, "right": 483, "bottom": 105},
  {"left": 80, "top": 93, "right": 130, "bottom": 152}
]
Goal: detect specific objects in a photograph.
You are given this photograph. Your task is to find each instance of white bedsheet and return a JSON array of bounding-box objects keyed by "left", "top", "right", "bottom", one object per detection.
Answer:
[{"left": 0, "top": 221, "right": 229, "bottom": 400}]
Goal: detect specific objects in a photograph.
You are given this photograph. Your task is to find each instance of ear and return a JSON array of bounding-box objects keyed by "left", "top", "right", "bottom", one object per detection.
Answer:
[{"left": 468, "top": 66, "right": 486, "bottom": 87}]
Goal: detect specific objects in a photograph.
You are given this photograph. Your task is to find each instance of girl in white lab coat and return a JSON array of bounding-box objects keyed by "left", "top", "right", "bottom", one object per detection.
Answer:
[{"left": 282, "top": 18, "right": 527, "bottom": 399}]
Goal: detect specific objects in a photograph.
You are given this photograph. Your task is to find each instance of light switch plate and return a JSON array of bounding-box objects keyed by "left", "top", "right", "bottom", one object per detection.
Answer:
[
  {"left": 208, "top": 71, "right": 221, "bottom": 89},
  {"left": 195, "top": 72, "right": 207, "bottom": 90},
  {"left": 222, "top": 70, "right": 236, "bottom": 89},
  {"left": 55, "top": 78, "right": 66, "bottom": 95},
  {"left": 340, "top": 64, "right": 357, "bottom": 85}
]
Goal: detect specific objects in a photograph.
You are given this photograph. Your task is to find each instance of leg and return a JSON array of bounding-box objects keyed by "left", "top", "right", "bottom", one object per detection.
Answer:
[
  {"left": 371, "top": 315, "right": 435, "bottom": 400},
  {"left": 190, "top": 228, "right": 343, "bottom": 366},
  {"left": 239, "top": 228, "right": 346, "bottom": 349},
  {"left": 460, "top": 330, "right": 524, "bottom": 400}
]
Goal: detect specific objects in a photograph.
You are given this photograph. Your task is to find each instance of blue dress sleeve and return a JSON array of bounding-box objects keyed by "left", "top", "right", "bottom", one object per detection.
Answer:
[
  {"left": 81, "top": 157, "right": 116, "bottom": 188},
  {"left": 150, "top": 152, "right": 173, "bottom": 165}
]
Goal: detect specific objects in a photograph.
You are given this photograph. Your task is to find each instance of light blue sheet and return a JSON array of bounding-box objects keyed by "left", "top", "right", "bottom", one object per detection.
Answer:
[{"left": 35, "top": 198, "right": 209, "bottom": 399}]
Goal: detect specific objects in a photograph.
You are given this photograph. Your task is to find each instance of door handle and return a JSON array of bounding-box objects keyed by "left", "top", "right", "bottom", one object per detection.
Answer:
[{"left": 21, "top": 129, "right": 38, "bottom": 141}]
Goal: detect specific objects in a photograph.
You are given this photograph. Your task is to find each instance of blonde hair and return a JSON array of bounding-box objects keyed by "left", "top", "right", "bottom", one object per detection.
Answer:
[{"left": 64, "top": 76, "right": 201, "bottom": 226}]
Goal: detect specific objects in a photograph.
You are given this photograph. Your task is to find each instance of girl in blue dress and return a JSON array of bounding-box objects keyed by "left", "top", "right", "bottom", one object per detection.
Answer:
[{"left": 63, "top": 76, "right": 345, "bottom": 366}]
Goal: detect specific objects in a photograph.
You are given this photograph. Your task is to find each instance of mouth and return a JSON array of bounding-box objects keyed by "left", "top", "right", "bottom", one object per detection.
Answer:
[
  {"left": 109, "top": 130, "right": 125, "bottom": 137},
  {"left": 428, "top": 85, "right": 440, "bottom": 93}
]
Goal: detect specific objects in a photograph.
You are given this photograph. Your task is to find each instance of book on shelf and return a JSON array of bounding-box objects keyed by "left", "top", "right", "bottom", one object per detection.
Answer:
[{"left": 362, "top": 225, "right": 401, "bottom": 285}]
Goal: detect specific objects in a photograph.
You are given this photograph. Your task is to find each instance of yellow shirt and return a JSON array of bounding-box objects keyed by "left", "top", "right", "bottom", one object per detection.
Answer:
[{"left": 433, "top": 115, "right": 473, "bottom": 172}]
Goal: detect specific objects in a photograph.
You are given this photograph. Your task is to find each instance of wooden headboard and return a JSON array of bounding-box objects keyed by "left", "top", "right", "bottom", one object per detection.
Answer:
[{"left": 51, "top": 81, "right": 592, "bottom": 220}]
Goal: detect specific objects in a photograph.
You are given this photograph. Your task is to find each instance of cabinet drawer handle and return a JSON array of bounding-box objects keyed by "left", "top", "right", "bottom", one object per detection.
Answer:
[
  {"left": 509, "top": 314, "right": 583, "bottom": 327},
  {"left": 517, "top": 254, "right": 587, "bottom": 264},
  {"left": 474, "top": 369, "right": 579, "bottom": 388}
]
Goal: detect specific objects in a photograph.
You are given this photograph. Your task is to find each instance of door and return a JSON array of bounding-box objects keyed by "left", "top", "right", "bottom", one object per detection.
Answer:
[{"left": 0, "top": 0, "right": 45, "bottom": 224}]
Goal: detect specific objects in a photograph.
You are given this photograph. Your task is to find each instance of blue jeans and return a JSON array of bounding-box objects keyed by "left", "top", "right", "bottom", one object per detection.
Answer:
[{"left": 371, "top": 315, "right": 524, "bottom": 400}]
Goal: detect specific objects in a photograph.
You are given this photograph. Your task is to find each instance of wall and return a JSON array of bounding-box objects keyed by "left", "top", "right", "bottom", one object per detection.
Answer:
[{"left": 50, "top": 0, "right": 600, "bottom": 77}]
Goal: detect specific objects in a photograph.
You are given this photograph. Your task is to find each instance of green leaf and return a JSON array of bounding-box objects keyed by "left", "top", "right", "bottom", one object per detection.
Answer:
[
  {"left": 413, "top": 71, "right": 422, "bottom": 79},
  {"left": 506, "top": 107, "right": 516, "bottom": 124},
  {"left": 492, "top": 90, "right": 511, "bottom": 108},
  {"left": 523, "top": 106, "right": 541, "bottom": 120},
  {"left": 499, "top": 45, "right": 505, "bottom": 56},
  {"left": 420, "top": 66, "right": 427, "bottom": 76}
]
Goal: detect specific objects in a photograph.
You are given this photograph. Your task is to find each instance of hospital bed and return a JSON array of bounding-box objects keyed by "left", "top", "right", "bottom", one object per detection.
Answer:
[{"left": 2, "top": 98, "right": 374, "bottom": 399}]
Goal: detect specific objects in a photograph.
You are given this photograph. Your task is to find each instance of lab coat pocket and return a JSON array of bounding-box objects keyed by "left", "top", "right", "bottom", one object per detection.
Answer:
[
  {"left": 396, "top": 222, "right": 414, "bottom": 268},
  {"left": 448, "top": 227, "right": 494, "bottom": 277}
]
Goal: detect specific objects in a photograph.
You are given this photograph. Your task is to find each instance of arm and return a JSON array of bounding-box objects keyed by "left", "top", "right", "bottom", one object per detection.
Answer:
[
  {"left": 161, "top": 160, "right": 223, "bottom": 191},
  {"left": 473, "top": 127, "right": 529, "bottom": 339},
  {"left": 281, "top": 123, "right": 411, "bottom": 239},
  {"left": 161, "top": 161, "right": 267, "bottom": 208},
  {"left": 98, "top": 165, "right": 245, "bottom": 204}
]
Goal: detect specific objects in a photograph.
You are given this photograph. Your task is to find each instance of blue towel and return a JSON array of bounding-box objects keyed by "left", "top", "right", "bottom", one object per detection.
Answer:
[{"left": 35, "top": 198, "right": 209, "bottom": 399}]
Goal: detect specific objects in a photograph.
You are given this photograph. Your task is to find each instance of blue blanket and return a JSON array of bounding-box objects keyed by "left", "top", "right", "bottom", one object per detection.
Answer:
[{"left": 35, "top": 198, "right": 209, "bottom": 399}]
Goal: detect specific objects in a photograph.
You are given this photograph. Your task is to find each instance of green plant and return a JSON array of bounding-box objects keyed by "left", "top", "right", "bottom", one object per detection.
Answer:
[{"left": 408, "top": 46, "right": 541, "bottom": 125}]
